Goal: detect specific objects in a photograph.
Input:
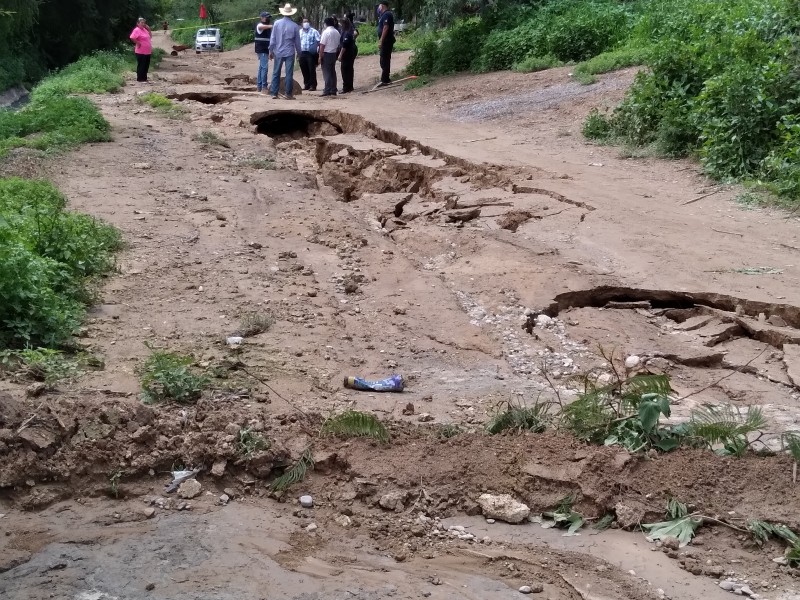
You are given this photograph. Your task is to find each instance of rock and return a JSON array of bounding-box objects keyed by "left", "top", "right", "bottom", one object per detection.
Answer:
[
  {"left": 211, "top": 459, "right": 227, "bottom": 477},
  {"left": 704, "top": 565, "right": 725, "bottom": 578},
  {"left": 305, "top": 523, "right": 318, "bottom": 532},
  {"left": 334, "top": 514, "right": 352, "bottom": 528},
  {"left": 223, "top": 487, "right": 236, "bottom": 498},
  {"left": 463, "top": 499, "right": 482, "bottom": 516},
  {"left": 519, "top": 586, "right": 532, "bottom": 594},
  {"left": 535, "top": 314, "right": 553, "bottom": 327},
  {"left": 720, "top": 580, "right": 736, "bottom": 591},
  {"left": 224, "top": 423, "right": 241, "bottom": 436},
  {"left": 299, "top": 495, "right": 314, "bottom": 508},
  {"left": 486, "top": 518, "right": 496, "bottom": 524},
  {"left": 417, "top": 413, "right": 434, "bottom": 422},
  {"left": 18, "top": 427, "right": 58, "bottom": 451},
  {"left": 141, "top": 507, "right": 156, "bottom": 519},
  {"left": 26, "top": 382, "right": 47, "bottom": 397},
  {"left": 145, "top": 582, "right": 156, "bottom": 591},
  {"left": 219, "top": 494, "right": 230, "bottom": 505},
  {"left": 615, "top": 499, "right": 660, "bottom": 530},
  {"left": 402, "top": 403, "right": 415, "bottom": 416},
  {"left": 177, "top": 479, "right": 202, "bottom": 499},
  {"left": 773, "top": 556, "right": 789, "bottom": 565},
  {"left": 768, "top": 315, "right": 788, "bottom": 327},
  {"left": 132, "top": 162, "right": 152, "bottom": 170},
  {"left": 379, "top": 491, "right": 408, "bottom": 511},
  {"left": 784, "top": 344, "right": 800, "bottom": 387},
  {"left": 226, "top": 336, "right": 244, "bottom": 346},
  {"left": 529, "top": 583, "right": 544, "bottom": 593},
  {"left": 477, "top": 493, "right": 530, "bottom": 524},
  {"left": 740, "top": 586, "right": 754, "bottom": 597},
  {"left": 624, "top": 355, "right": 641, "bottom": 369},
  {"left": 675, "top": 315, "right": 715, "bottom": 331},
  {"left": 661, "top": 535, "right": 680, "bottom": 551}
]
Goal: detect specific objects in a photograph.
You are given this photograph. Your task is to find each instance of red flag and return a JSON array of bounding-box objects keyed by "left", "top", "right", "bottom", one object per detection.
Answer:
[{"left": 199, "top": 3, "right": 207, "bottom": 19}]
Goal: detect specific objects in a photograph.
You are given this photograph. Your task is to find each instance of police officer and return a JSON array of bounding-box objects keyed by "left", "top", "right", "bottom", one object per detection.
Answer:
[{"left": 255, "top": 11, "right": 272, "bottom": 93}]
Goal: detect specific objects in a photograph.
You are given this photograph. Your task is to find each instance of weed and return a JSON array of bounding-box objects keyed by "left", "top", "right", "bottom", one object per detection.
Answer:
[
  {"left": 594, "top": 514, "right": 615, "bottom": 530},
  {"left": 140, "top": 349, "right": 208, "bottom": 404},
  {"left": 236, "top": 428, "right": 270, "bottom": 457},
  {"left": 486, "top": 400, "right": 551, "bottom": 434},
  {"left": 239, "top": 158, "right": 276, "bottom": 170},
  {"left": 270, "top": 448, "right": 314, "bottom": 492},
  {"left": 404, "top": 75, "right": 431, "bottom": 90},
  {"left": 573, "top": 71, "right": 597, "bottom": 85},
  {"left": 239, "top": 312, "right": 274, "bottom": 337},
  {"left": 582, "top": 109, "right": 613, "bottom": 140},
  {"left": 512, "top": 54, "right": 562, "bottom": 73},
  {"left": 109, "top": 470, "right": 122, "bottom": 499},
  {"left": 193, "top": 131, "right": 230, "bottom": 148},
  {"left": 321, "top": 410, "right": 390, "bottom": 442},
  {"left": 136, "top": 92, "right": 186, "bottom": 119},
  {"left": 574, "top": 46, "right": 651, "bottom": 78},
  {"left": 541, "top": 494, "right": 585, "bottom": 535},
  {"left": 438, "top": 424, "right": 463, "bottom": 439},
  {"left": 0, "top": 348, "right": 86, "bottom": 385}
]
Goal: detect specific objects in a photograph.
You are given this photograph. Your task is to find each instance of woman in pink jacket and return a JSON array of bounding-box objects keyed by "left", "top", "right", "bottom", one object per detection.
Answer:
[{"left": 130, "top": 18, "right": 153, "bottom": 83}]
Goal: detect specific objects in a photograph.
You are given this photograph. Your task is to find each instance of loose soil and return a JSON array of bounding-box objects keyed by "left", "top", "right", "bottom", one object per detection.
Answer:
[{"left": 2, "top": 34, "right": 800, "bottom": 600}]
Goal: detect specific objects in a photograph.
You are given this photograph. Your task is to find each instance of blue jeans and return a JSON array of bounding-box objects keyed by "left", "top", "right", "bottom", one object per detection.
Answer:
[
  {"left": 256, "top": 53, "right": 269, "bottom": 90},
  {"left": 270, "top": 54, "right": 295, "bottom": 96}
]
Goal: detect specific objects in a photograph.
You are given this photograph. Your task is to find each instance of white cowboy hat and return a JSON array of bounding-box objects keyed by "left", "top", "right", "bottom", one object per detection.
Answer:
[{"left": 278, "top": 3, "right": 297, "bottom": 15}]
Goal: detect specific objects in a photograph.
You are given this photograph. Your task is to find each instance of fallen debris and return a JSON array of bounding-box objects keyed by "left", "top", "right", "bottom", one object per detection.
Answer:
[{"left": 477, "top": 493, "right": 530, "bottom": 524}]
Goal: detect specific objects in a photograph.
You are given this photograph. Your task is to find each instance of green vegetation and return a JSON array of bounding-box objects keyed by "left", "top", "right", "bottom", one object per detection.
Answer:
[
  {"left": 140, "top": 349, "right": 208, "bottom": 404},
  {"left": 237, "top": 427, "right": 270, "bottom": 457},
  {"left": 321, "top": 410, "right": 390, "bottom": 442},
  {"left": 486, "top": 400, "right": 550, "bottom": 434},
  {"left": 0, "top": 0, "right": 171, "bottom": 89},
  {"left": 0, "top": 348, "right": 97, "bottom": 385},
  {"left": 407, "top": 0, "right": 800, "bottom": 202},
  {"left": 109, "top": 469, "right": 123, "bottom": 499},
  {"left": 270, "top": 448, "right": 314, "bottom": 492},
  {"left": 0, "top": 178, "right": 121, "bottom": 349},
  {"left": 137, "top": 92, "right": 186, "bottom": 118}
]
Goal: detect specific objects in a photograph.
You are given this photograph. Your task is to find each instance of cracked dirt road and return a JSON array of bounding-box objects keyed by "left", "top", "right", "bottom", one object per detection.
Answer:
[{"left": 2, "top": 34, "right": 800, "bottom": 600}]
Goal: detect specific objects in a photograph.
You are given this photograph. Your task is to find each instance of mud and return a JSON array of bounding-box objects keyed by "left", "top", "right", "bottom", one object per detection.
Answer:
[{"left": 3, "top": 39, "right": 800, "bottom": 600}]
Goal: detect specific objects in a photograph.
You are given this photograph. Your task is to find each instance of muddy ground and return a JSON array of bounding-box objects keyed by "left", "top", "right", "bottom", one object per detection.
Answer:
[{"left": 2, "top": 34, "right": 800, "bottom": 600}]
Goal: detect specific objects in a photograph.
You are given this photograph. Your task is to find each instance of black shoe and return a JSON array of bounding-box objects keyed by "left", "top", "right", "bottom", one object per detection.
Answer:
[
  {"left": 377, "top": 81, "right": 391, "bottom": 87},
  {"left": 309, "top": 87, "right": 316, "bottom": 91}
]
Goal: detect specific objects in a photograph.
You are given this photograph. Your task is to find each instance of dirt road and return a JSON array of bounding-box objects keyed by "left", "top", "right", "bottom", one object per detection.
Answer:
[{"left": 2, "top": 36, "right": 800, "bottom": 600}]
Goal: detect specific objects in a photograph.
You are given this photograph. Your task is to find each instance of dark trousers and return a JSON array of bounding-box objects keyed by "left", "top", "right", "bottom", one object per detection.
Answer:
[
  {"left": 136, "top": 53, "right": 151, "bottom": 82},
  {"left": 340, "top": 49, "right": 356, "bottom": 92},
  {"left": 321, "top": 52, "right": 337, "bottom": 94},
  {"left": 299, "top": 51, "right": 318, "bottom": 90},
  {"left": 379, "top": 40, "right": 394, "bottom": 84}
]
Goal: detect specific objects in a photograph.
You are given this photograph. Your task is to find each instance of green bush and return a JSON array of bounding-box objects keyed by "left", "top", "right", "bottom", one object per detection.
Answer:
[
  {"left": 574, "top": 45, "right": 652, "bottom": 77},
  {"left": 582, "top": 109, "right": 613, "bottom": 140},
  {"left": 0, "top": 178, "right": 121, "bottom": 348},
  {"left": 31, "top": 52, "right": 129, "bottom": 102},
  {"left": 587, "top": 0, "right": 800, "bottom": 200}
]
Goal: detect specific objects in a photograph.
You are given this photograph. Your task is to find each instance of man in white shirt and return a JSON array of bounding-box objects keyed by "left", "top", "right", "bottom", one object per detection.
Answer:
[{"left": 318, "top": 16, "right": 341, "bottom": 97}]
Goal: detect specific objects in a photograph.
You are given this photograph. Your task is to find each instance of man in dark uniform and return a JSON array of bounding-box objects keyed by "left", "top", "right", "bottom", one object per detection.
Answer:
[
  {"left": 376, "top": 2, "right": 395, "bottom": 86},
  {"left": 255, "top": 11, "right": 272, "bottom": 93}
]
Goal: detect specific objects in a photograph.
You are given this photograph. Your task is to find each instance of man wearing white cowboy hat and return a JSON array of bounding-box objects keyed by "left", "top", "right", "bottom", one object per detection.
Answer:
[{"left": 269, "top": 3, "right": 301, "bottom": 99}]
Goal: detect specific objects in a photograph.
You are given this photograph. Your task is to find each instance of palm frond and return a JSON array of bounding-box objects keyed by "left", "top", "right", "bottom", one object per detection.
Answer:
[
  {"left": 593, "top": 514, "right": 615, "bottom": 530},
  {"left": 748, "top": 519, "right": 800, "bottom": 547},
  {"left": 270, "top": 448, "right": 314, "bottom": 492},
  {"left": 783, "top": 433, "right": 800, "bottom": 463},
  {"left": 624, "top": 374, "right": 672, "bottom": 398},
  {"left": 321, "top": 410, "right": 390, "bottom": 442},
  {"left": 688, "top": 404, "right": 766, "bottom": 445}
]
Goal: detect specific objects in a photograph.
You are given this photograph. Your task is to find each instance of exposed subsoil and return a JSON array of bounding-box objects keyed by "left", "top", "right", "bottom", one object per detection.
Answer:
[{"left": 2, "top": 35, "right": 800, "bottom": 600}]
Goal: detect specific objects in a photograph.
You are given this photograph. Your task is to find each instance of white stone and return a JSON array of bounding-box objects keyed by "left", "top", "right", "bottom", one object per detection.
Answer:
[
  {"left": 177, "top": 478, "right": 202, "bottom": 499},
  {"left": 334, "top": 514, "right": 352, "bottom": 528},
  {"left": 477, "top": 493, "right": 530, "bottom": 524},
  {"left": 299, "top": 495, "right": 314, "bottom": 508},
  {"left": 379, "top": 491, "right": 407, "bottom": 511},
  {"left": 720, "top": 581, "right": 736, "bottom": 591},
  {"left": 486, "top": 518, "right": 496, "bottom": 524},
  {"left": 226, "top": 336, "right": 243, "bottom": 346},
  {"left": 219, "top": 494, "right": 230, "bottom": 505},
  {"left": 773, "top": 557, "right": 789, "bottom": 565},
  {"left": 519, "top": 586, "right": 532, "bottom": 594},
  {"left": 535, "top": 314, "right": 553, "bottom": 327},
  {"left": 625, "top": 355, "right": 641, "bottom": 369},
  {"left": 741, "top": 587, "right": 754, "bottom": 597},
  {"left": 305, "top": 523, "right": 318, "bottom": 532}
]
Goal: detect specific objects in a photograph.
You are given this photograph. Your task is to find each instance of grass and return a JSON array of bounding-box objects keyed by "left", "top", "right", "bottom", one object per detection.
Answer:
[
  {"left": 513, "top": 54, "right": 563, "bottom": 73},
  {"left": 573, "top": 46, "right": 651, "bottom": 79},
  {"left": 137, "top": 92, "right": 186, "bottom": 119},
  {"left": 486, "top": 401, "right": 551, "bottom": 434},
  {"left": 404, "top": 75, "right": 431, "bottom": 90},
  {"left": 238, "top": 158, "right": 276, "bottom": 170},
  {"left": 321, "top": 410, "right": 390, "bottom": 442},
  {"left": 270, "top": 448, "right": 314, "bottom": 492},
  {"left": 0, "top": 49, "right": 164, "bottom": 158},
  {"left": 139, "top": 349, "right": 208, "bottom": 404},
  {"left": 193, "top": 131, "right": 230, "bottom": 148}
]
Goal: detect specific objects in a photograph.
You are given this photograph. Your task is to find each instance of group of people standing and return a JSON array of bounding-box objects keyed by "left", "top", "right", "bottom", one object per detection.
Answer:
[{"left": 255, "top": 2, "right": 395, "bottom": 99}]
